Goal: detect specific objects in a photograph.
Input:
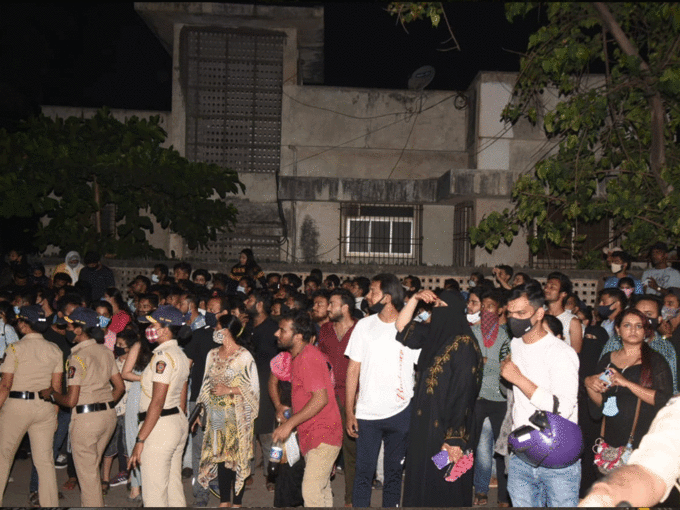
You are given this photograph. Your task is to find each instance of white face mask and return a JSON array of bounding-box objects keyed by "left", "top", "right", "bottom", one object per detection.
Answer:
[
  {"left": 468, "top": 280, "right": 476, "bottom": 288},
  {"left": 236, "top": 286, "right": 246, "bottom": 294},
  {"left": 466, "top": 311, "right": 480, "bottom": 324},
  {"left": 611, "top": 263, "right": 623, "bottom": 274},
  {"left": 416, "top": 311, "right": 430, "bottom": 322},
  {"left": 151, "top": 274, "right": 160, "bottom": 283}
]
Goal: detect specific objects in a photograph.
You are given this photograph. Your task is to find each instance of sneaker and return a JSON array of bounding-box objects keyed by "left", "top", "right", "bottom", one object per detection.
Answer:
[
  {"left": 28, "top": 491, "right": 40, "bottom": 507},
  {"left": 110, "top": 471, "right": 129, "bottom": 487},
  {"left": 209, "top": 479, "right": 221, "bottom": 499},
  {"left": 194, "top": 493, "right": 210, "bottom": 507},
  {"left": 182, "top": 467, "right": 193, "bottom": 479},
  {"left": 55, "top": 454, "right": 68, "bottom": 469}
]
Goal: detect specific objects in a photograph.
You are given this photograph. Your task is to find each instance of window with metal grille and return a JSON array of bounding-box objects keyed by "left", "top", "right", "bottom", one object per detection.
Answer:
[
  {"left": 340, "top": 204, "right": 422, "bottom": 265},
  {"left": 453, "top": 202, "right": 474, "bottom": 266},
  {"left": 180, "top": 27, "right": 284, "bottom": 173}
]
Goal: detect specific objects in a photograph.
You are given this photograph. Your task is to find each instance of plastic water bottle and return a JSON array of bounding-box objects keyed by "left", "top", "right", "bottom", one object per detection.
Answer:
[{"left": 268, "top": 441, "right": 283, "bottom": 477}]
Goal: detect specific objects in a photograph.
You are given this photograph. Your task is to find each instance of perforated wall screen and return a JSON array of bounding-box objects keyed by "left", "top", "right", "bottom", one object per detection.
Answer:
[{"left": 181, "top": 27, "right": 285, "bottom": 173}]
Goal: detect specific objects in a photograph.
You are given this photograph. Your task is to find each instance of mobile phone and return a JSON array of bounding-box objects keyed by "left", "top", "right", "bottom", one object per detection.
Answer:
[{"left": 432, "top": 450, "right": 450, "bottom": 470}]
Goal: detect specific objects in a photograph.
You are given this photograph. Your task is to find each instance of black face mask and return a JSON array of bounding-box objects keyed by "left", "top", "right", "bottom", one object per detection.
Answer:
[
  {"left": 368, "top": 296, "right": 386, "bottom": 314},
  {"left": 113, "top": 346, "right": 126, "bottom": 358},
  {"left": 508, "top": 316, "right": 534, "bottom": 339},
  {"left": 598, "top": 304, "right": 615, "bottom": 319},
  {"left": 648, "top": 317, "right": 659, "bottom": 330},
  {"left": 65, "top": 331, "right": 77, "bottom": 344}
]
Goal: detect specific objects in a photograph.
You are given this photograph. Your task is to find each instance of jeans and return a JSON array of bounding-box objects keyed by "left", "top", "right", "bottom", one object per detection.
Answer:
[
  {"left": 473, "top": 399, "right": 508, "bottom": 503},
  {"left": 188, "top": 401, "right": 209, "bottom": 500},
  {"left": 353, "top": 402, "right": 411, "bottom": 508},
  {"left": 507, "top": 454, "right": 581, "bottom": 507},
  {"left": 29, "top": 408, "right": 71, "bottom": 493}
]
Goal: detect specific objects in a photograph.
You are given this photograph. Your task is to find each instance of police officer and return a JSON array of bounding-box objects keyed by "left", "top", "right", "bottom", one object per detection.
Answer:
[
  {"left": 128, "top": 305, "right": 191, "bottom": 507},
  {"left": 0, "top": 305, "right": 62, "bottom": 507},
  {"left": 40, "top": 307, "right": 125, "bottom": 507}
]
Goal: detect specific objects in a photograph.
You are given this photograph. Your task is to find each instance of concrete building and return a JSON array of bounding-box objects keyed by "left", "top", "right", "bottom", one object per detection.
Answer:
[{"left": 46, "top": 3, "right": 565, "bottom": 268}]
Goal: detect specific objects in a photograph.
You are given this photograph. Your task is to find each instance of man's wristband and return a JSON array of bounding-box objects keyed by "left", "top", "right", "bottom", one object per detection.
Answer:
[{"left": 136, "top": 437, "right": 145, "bottom": 444}]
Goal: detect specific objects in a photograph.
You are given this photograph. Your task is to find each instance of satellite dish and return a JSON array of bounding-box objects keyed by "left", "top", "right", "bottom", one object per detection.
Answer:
[{"left": 408, "top": 65, "right": 435, "bottom": 90}]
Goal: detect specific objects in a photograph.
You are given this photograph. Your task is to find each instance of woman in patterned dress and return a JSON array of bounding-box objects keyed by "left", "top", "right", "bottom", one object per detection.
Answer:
[{"left": 194, "top": 315, "right": 259, "bottom": 507}]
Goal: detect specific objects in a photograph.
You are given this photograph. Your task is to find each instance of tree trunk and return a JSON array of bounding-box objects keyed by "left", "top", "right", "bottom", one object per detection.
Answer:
[{"left": 592, "top": 2, "right": 670, "bottom": 195}]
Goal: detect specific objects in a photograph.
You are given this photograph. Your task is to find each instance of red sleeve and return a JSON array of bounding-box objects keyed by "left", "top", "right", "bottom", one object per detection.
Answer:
[{"left": 300, "top": 350, "right": 329, "bottom": 394}]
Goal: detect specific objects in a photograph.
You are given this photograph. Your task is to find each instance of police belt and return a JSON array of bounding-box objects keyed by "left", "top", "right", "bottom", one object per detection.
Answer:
[
  {"left": 9, "top": 391, "right": 36, "bottom": 400},
  {"left": 138, "top": 407, "right": 180, "bottom": 422},
  {"left": 75, "top": 402, "right": 115, "bottom": 414}
]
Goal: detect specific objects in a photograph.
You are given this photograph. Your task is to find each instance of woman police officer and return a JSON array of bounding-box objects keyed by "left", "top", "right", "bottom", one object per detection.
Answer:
[
  {"left": 127, "top": 305, "right": 192, "bottom": 507},
  {"left": 40, "top": 306, "right": 125, "bottom": 507},
  {"left": 0, "top": 305, "right": 63, "bottom": 506}
]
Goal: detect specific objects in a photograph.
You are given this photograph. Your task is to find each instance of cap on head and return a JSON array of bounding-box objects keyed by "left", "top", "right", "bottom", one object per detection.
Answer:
[
  {"left": 140, "top": 305, "right": 185, "bottom": 326},
  {"left": 64, "top": 307, "right": 99, "bottom": 329},
  {"left": 18, "top": 305, "right": 47, "bottom": 324}
]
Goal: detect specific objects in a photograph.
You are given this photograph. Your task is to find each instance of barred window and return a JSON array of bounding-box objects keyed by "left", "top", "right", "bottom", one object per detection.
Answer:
[{"left": 340, "top": 204, "right": 422, "bottom": 265}]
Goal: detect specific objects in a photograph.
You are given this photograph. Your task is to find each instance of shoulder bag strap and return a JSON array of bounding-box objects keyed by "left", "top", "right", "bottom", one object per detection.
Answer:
[
  {"left": 600, "top": 397, "right": 642, "bottom": 441},
  {"left": 627, "top": 397, "right": 643, "bottom": 445}
]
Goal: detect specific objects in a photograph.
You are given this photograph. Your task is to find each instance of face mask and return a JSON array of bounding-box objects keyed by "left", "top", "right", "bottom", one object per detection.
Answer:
[
  {"left": 416, "top": 311, "right": 430, "bottom": 322},
  {"left": 65, "top": 331, "right": 77, "bottom": 343},
  {"left": 468, "top": 280, "right": 476, "bottom": 288},
  {"left": 98, "top": 316, "right": 111, "bottom": 328},
  {"left": 662, "top": 306, "right": 679, "bottom": 321},
  {"left": 598, "top": 304, "right": 614, "bottom": 319},
  {"left": 508, "top": 315, "right": 535, "bottom": 338},
  {"left": 368, "top": 296, "right": 386, "bottom": 314},
  {"left": 13, "top": 306, "right": 20, "bottom": 315},
  {"left": 611, "top": 263, "right": 623, "bottom": 274},
  {"left": 145, "top": 326, "right": 160, "bottom": 343},
  {"left": 205, "top": 312, "right": 217, "bottom": 328},
  {"left": 113, "top": 345, "right": 126, "bottom": 357},
  {"left": 466, "top": 311, "right": 480, "bottom": 324},
  {"left": 648, "top": 317, "right": 659, "bottom": 329},
  {"left": 151, "top": 274, "right": 160, "bottom": 283},
  {"left": 236, "top": 286, "right": 246, "bottom": 294},
  {"left": 213, "top": 329, "right": 225, "bottom": 344},
  {"left": 621, "top": 288, "right": 634, "bottom": 298}
]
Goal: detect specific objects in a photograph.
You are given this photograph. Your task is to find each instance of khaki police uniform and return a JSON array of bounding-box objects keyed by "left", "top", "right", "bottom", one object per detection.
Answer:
[
  {"left": 68, "top": 338, "right": 119, "bottom": 507},
  {"left": 0, "top": 333, "right": 63, "bottom": 506},
  {"left": 139, "top": 338, "right": 191, "bottom": 507},
  {"left": 628, "top": 394, "right": 680, "bottom": 501}
]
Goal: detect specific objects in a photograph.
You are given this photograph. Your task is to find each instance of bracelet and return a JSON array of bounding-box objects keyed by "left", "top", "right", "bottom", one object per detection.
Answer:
[{"left": 136, "top": 437, "right": 145, "bottom": 444}]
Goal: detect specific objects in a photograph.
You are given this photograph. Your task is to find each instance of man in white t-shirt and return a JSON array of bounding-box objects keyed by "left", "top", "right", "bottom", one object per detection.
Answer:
[
  {"left": 500, "top": 282, "right": 580, "bottom": 507},
  {"left": 642, "top": 242, "right": 680, "bottom": 296},
  {"left": 345, "top": 273, "right": 420, "bottom": 508}
]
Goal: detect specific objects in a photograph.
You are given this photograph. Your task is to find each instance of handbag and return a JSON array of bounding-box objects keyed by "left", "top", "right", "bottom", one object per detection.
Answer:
[{"left": 593, "top": 397, "right": 641, "bottom": 475}]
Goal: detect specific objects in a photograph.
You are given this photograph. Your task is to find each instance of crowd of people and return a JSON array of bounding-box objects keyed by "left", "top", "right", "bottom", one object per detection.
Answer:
[{"left": 0, "top": 242, "right": 679, "bottom": 507}]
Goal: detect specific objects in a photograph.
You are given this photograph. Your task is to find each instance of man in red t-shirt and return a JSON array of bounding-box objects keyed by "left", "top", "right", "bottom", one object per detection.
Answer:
[
  {"left": 317, "top": 288, "right": 357, "bottom": 506},
  {"left": 272, "top": 311, "right": 342, "bottom": 507}
]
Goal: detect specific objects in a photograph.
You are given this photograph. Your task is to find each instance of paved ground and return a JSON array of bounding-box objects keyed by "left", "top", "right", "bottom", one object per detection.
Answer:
[{"left": 3, "top": 450, "right": 500, "bottom": 507}]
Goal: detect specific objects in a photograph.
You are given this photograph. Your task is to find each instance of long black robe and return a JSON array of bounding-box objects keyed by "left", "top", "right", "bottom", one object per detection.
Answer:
[{"left": 396, "top": 290, "right": 483, "bottom": 507}]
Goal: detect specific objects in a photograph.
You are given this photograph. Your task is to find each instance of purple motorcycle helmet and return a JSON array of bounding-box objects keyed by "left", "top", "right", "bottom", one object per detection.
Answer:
[{"left": 508, "top": 410, "right": 583, "bottom": 469}]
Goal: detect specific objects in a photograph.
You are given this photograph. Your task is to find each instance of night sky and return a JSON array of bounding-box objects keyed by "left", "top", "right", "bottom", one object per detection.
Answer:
[{"left": 0, "top": 2, "right": 543, "bottom": 124}]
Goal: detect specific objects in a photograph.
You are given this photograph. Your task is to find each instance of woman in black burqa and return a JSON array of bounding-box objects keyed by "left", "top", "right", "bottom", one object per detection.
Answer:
[{"left": 395, "top": 288, "right": 483, "bottom": 507}]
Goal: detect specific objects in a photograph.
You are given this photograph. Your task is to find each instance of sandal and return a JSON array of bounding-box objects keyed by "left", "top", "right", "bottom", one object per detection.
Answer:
[
  {"left": 473, "top": 493, "right": 488, "bottom": 506},
  {"left": 101, "top": 480, "right": 110, "bottom": 496},
  {"left": 62, "top": 477, "right": 78, "bottom": 491}
]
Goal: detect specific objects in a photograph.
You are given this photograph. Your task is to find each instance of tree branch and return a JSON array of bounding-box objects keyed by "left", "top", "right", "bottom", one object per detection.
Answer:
[{"left": 592, "top": 2, "right": 670, "bottom": 195}]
